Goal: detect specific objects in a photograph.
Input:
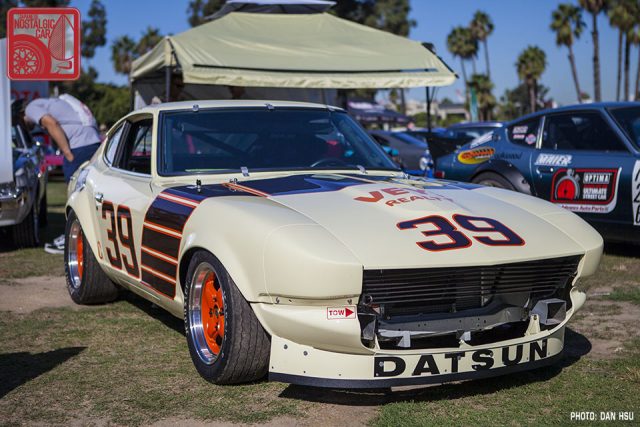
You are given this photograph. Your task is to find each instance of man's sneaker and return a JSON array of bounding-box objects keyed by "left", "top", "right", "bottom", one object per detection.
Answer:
[
  {"left": 53, "top": 234, "right": 65, "bottom": 248},
  {"left": 44, "top": 243, "right": 64, "bottom": 255}
]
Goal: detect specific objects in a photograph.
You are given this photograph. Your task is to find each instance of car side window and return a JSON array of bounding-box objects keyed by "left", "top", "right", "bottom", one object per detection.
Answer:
[
  {"left": 104, "top": 124, "right": 124, "bottom": 165},
  {"left": 542, "top": 112, "right": 628, "bottom": 152},
  {"left": 371, "top": 135, "right": 389, "bottom": 147},
  {"left": 507, "top": 118, "right": 540, "bottom": 146},
  {"left": 11, "top": 126, "right": 25, "bottom": 149},
  {"left": 117, "top": 119, "right": 153, "bottom": 175}
]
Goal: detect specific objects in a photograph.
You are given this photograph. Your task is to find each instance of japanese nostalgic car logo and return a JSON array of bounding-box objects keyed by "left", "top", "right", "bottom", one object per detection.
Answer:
[{"left": 7, "top": 7, "right": 81, "bottom": 80}]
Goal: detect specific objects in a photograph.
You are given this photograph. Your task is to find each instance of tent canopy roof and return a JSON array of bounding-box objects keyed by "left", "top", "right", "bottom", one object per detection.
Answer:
[{"left": 131, "top": 12, "right": 456, "bottom": 89}]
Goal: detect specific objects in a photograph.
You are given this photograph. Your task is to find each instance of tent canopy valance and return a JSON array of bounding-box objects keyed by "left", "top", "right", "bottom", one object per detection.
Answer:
[{"left": 131, "top": 11, "right": 456, "bottom": 89}]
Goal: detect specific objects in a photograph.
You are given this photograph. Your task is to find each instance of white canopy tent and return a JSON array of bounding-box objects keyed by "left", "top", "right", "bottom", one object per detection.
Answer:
[{"left": 130, "top": 1, "right": 456, "bottom": 107}]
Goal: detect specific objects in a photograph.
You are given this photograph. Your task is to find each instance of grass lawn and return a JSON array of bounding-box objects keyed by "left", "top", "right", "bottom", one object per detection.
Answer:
[{"left": 1, "top": 179, "right": 639, "bottom": 425}]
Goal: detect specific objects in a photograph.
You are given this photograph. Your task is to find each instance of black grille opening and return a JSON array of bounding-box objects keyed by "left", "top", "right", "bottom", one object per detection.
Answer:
[{"left": 362, "top": 255, "right": 582, "bottom": 317}]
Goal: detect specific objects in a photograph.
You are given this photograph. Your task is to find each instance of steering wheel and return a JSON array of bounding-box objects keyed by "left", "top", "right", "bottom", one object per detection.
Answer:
[{"left": 310, "top": 158, "right": 349, "bottom": 168}]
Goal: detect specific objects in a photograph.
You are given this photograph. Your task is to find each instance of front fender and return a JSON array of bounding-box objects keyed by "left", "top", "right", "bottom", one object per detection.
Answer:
[{"left": 179, "top": 196, "right": 362, "bottom": 304}]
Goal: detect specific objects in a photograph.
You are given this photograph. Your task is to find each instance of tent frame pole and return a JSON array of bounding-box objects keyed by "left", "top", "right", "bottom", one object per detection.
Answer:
[
  {"left": 165, "top": 66, "right": 172, "bottom": 103},
  {"left": 425, "top": 86, "right": 432, "bottom": 133}
]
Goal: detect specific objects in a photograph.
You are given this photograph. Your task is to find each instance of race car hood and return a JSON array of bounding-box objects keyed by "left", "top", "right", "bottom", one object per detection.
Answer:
[{"left": 219, "top": 173, "right": 601, "bottom": 269}]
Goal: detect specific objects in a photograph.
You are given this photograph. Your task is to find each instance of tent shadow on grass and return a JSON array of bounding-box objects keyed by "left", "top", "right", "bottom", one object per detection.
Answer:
[
  {"left": 0, "top": 347, "right": 85, "bottom": 398},
  {"left": 278, "top": 328, "right": 591, "bottom": 406}
]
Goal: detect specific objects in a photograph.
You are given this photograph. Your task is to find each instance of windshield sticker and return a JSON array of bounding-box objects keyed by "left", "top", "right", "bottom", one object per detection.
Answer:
[
  {"left": 469, "top": 132, "right": 494, "bottom": 148},
  {"left": 457, "top": 147, "right": 495, "bottom": 165},
  {"left": 535, "top": 153, "right": 572, "bottom": 167},
  {"left": 550, "top": 168, "right": 620, "bottom": 214},
  {"left": 525, "top": 134, "right": 537, "bottom": 145},
  {"left": 633, "top": 160, "right": 640, "bottom": 226},
  {"left": 512, "top": 134, "right": 525, "bottom": 140},
  {"left": 513, "top": 126, "right": 528, "bottom": 134}
]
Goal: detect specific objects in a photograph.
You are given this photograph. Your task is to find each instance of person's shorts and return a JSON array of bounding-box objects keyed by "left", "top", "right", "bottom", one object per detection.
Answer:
[{"left": 63, "top": 143, "right": 100, "bottom": 183}]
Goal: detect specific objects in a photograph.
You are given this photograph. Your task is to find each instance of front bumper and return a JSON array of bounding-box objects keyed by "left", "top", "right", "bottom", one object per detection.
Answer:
[
  {"left": 0, "top": 188, "right": 29, "bottom": 227},
  {"left": 268, "top": 325, "right": 564, "bottom": 388}
]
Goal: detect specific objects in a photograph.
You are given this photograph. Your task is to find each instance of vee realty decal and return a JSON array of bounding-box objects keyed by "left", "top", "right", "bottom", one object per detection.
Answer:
[{"left": 7, "top": 7, "right": 80, "bottom": 80}]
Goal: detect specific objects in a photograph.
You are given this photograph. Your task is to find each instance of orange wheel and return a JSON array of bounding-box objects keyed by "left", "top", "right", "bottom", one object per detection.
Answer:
[
  {"left": 68, "top": 219, "right": 84, "bottom": 289},
  {"left": 200, "top": 271, "right": 225, "bottom": 356},
  {"left": 188, "top": 262, "right": 226, "bottom": 364}
]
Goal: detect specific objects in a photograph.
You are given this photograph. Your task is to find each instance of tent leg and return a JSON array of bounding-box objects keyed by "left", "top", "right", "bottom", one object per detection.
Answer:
[
  {"left": 165, "top": 67, "right": 172, "bottom": 103},
  {"left": 425, "top": 87, "right": 432, "bottom": 133}
]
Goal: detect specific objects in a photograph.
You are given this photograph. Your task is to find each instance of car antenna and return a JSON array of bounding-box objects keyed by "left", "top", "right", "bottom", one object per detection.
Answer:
[
  {"left": 196, "top": 179, "right": 202, "bottom": 193},
  {"left": 241, "top": 166, "right": 250, "bottom": 177},
  {"left": 357, "top": 165, "right": 367, "bottom": 174}
]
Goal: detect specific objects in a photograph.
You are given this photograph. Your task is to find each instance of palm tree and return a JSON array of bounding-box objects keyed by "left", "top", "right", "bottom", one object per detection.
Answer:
[
  {"left": 516, "top": 46, "right": 546, "bottom": 114},
  {"left": 470, "top": 11, "right": 494, "bottom": 80},
  {"left": 608, "top": 0, "right": 636, "bottom": 101},
  {"left": 447, "top": 26, "right": 477, "bottom": 98},
  {"left": 468, "top": 74, "right": 496, "bottom": 121},
  {"left": 136, "top": 27, "right": 163, "bottom": 56},
  {"left": 551, "top": 4, "right": 585, "bottom": 103},
  {"left": 111, "top": 35, "right": 136, "bottom": 80},
  {"left": 630, "top": 25, "right": 640, "bottom": 100},
  {"left": 579, "top": 0, "right": 607, "bottom": 102}
]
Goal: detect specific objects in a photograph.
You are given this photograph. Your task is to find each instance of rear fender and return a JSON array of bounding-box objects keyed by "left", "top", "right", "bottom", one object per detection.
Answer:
[{"left": 472, "top": 159, "right": 532, "bottom": 194}]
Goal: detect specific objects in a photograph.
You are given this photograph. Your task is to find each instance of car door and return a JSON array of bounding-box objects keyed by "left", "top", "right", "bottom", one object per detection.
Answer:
[
  {"left": 92, "top": 115, "right": 154, "bottom": 288},
  {"left": 530, "top": 110, "right": 635, "bottom": 234}
]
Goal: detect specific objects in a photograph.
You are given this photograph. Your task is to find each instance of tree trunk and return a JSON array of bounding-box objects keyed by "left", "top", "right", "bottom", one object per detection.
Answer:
[
  {"left": 624, "top": 33, "right": 631, "bottom": 101},
  {"left": 529, "top": 79, "right": 536, "bottom": 113},
  {"left": 471, "top": 56, "right": 477, "bottom": 75},
  {"left": 616, "top": 30, "right": 623, "bottom": 101},
  {"left": 460, "top": 58, "right": 468, "bottom": 104},
  {"left": 568, "top": 46, "right": 582, "bottom": 103},
  {"left": 483, "top": 39, "right": 491, "bottom": 80},
  {"left": 591, "top": 13, "right": 601, "bottom": 102}
]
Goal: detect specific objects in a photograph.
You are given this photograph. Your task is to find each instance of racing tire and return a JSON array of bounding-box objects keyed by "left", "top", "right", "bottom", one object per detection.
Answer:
[
  {"left": 39, "top": 192, "right": 48, "bottom": 227},
  {"left": 184, "top": 250, "right": 270, "bottom": 384},
  {"left": 11, "top": 202, "right": 39, "bottom": 248},
  {"left": 472, "top": 172, "right": 516, "bottom": 191},
  {"left": 64, "top": 210, "right": 118, "bottom": 304}
]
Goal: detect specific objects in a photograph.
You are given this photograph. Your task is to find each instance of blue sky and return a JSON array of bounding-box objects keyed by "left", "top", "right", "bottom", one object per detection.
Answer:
[{"left": 71, "top": 0, "right": 636, "bottom": 106}]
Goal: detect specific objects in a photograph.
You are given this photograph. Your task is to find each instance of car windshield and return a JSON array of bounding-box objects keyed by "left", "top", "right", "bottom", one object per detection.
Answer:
[
  {"left": 159, "top": 108, "right": 399, "bottom": 175},
  {"left": 608, "top": 106, "right": 640, "bottom": 149}
]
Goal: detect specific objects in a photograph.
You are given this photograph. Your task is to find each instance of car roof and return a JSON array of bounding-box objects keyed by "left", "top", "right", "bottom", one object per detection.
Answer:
[
  {"left": 448, "top": 121, "right": 503, "bottom": 129},
  {"left": 129, "top": 99, "right": 342, "bottom": 115},
  {"left": 506, "top": 101, "right": 640, "bottom": 125}
]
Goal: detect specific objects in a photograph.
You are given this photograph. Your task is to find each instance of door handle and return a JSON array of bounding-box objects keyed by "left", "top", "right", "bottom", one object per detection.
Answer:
[{"left": 94, "top": 192, "right": 104, "bottom": 204}]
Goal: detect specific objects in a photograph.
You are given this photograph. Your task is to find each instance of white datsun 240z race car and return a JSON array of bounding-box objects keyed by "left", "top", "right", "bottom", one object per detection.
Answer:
[{"left": 65, "top": 100, "right": 603, "bottom": 388}]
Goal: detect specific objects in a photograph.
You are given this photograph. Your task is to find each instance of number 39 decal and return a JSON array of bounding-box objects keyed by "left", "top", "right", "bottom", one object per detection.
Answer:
[
  {"left": 397, "top": 214, "right": 525, "bottom": 251},
  {"left": 101, "top": 201, "right": 140, "bottom": 277}
]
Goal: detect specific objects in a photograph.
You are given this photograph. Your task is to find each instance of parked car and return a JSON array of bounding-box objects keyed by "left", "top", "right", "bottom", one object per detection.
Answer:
[
  {"left": 31, "top": 125, "right": 63, "bottom": 175},
  {"left": 64, "top": 100, "right": 602, "bottom": 388},
  {"left": 368, "top": 130, "right": 432, "bottom": 173},
  {"left": 437, "top": 102, "right": 640, "bottom": 243},
  {"left": 410, "top": 122, "right": 503, "bottom": 170},
  {"left": 0, "top": 101, "right": 48, "bottom": 247}
]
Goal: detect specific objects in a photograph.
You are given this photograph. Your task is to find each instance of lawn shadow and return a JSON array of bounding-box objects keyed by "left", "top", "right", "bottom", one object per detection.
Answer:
[
  {"left": 279, "top": 328, "right": 591, "bottom": 406},
  {"left": 0, "top": 347, "right": 85, "bottom": 398},
  {"left": 122, "top": 291, "right": 185, "bottom": 336}
]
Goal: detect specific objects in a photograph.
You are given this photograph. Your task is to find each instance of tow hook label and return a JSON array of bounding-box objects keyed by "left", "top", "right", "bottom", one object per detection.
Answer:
[{"left": 327, "top": 306, "right": 356, "bottom": 320}]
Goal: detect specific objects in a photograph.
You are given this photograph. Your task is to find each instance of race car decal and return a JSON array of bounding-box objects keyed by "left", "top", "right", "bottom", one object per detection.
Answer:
[
  {"left": 633, "top": 160, "right": 640, "bottom": 226},
  {"left": 535, "top": 153, "right": 572, "bottom": 167},
  {"left": 457, "top": 147, "right": 495, "bottom": 165},
  {"left": 140, "top": 189, "right": 205, "bottom": 297},
  {"left": 398, "top": 214, "right": 524, "bottom": 251},
  {"left": 550, "top": 168, "right": 620, "bottom": 214},
  {"left": 374, "top": 338, "right": 548, "bottom": 377}
]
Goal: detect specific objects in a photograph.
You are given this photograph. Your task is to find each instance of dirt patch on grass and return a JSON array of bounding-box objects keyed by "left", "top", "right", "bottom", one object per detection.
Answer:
[
  {"left": 0, "top": 276, "right": 81, "bottom": 314},
  {"left": 571, "top": 292, "right": 640, "bottom": 360}
]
